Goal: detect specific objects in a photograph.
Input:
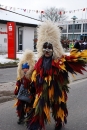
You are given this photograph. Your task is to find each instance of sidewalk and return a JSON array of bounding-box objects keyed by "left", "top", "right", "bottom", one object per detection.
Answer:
[
  {"left": 0, "top": 51, "right": 37, "bottom": 67},
  {"left": 0, "top": 51, "right": 69, "bottom": 68}
]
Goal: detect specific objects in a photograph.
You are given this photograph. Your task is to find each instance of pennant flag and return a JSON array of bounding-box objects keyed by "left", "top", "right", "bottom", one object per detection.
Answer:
[
  {"left": 41, "top": 11, "right": 44, "bottom": 13},
  {"left": 83, "top": 8, "right": 85, "bottom": 11},
  {"left": 36, "top": 10, "right": 38, "bottom": 13},
  {"left": 23, "top": 9, "right": 26, "bottom": 12},
  {"left": 59, "top": 11, "right": 62, "bottom": 15},
  {"left": 10, "top": 7, "right": 12, "bottom": 10}
]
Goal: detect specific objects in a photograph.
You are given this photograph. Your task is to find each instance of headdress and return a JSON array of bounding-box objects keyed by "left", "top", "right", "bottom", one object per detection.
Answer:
[
  {"left": 36, "top": 20, "right": 65, "bottom": 59},
  {"left": 17, "top": 49, "right": 35, "bottom": 79}
]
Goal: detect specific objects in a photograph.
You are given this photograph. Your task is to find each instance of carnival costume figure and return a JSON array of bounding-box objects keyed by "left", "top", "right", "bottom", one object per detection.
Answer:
[
  {"left": 14, "top": 49, "right": 35, "bottom": 124},
  {"left": 26, "top": 21, "right": 87, "bottom": 130}
]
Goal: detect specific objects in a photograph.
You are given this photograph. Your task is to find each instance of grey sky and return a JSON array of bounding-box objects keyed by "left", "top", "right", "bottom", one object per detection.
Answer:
[
  {"left": 0, "top": 0, "right": 86, "bottom": 10},
  {"left": 0, "top": 0, "right": 87, "bottom": 23}
]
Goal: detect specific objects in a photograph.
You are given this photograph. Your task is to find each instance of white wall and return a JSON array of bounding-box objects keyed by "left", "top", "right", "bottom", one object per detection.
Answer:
[
  {"left": 0, "top": 24, "right": 19, "bottom": 53},
  {"left": 0, "top": 24, "right": 7, "bottom": 53},
  {"left": 23, "top": 27, "right": 34, "bottom": 51},
  {"left": 0, "top": 23, "right": 35, "bottom": 53}
]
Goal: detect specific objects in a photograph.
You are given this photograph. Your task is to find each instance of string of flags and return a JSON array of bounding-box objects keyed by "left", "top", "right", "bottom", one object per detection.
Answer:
[{"left": 0, "top": 4, "right": 87, "bottom": 15}]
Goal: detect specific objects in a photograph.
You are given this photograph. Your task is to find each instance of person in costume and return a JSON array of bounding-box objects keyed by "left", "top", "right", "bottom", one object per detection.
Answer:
[
  {"left": 14, "top": 49, "right": 35, "bottom": 124},
  {"left": 26, "top": 21, "right": 87, "bottom": 130}
]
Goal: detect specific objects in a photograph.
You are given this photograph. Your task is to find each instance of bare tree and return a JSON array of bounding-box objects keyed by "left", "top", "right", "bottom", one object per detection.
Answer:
[{"left": 39, "top": 7, "right": 68, "bottom": 22}]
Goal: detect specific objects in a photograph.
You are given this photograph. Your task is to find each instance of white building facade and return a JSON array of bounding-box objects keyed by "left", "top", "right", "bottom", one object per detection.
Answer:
[
  {"left": 0, "top": 20, "right": 37, "bottom": 53},
  {"left": 58, "top": 19, "right": 87, "bottom": 41}
]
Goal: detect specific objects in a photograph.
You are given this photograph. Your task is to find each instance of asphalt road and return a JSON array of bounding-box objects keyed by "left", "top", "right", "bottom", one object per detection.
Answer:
[
  {"left": 0, "top": 67, "right": 17, "bottom": 83},
  {"left": 0, "top": 78, "right": 87, "bottom": 130},
  {"left": 0, "top": 67, "right": 87, "bottom": 83}
]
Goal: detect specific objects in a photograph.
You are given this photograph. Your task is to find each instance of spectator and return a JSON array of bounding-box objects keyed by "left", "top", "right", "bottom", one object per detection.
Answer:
[
  {"left": 83, "top": 39, "right": 87, "bottom": 49},
  {"left": 74, "top": 41, "right": 81, "bottom": 50},
  {"left": 74, "top": 40, "right": 84, "bottom": 51},
  {"left": 80, "top": 40, "right": 85, "bottom": 50}
]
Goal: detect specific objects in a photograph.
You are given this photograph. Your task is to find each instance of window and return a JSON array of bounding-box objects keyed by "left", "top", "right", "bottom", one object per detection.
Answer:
[
  {"left": 19, "top": 30, "right": 23, "bottom": 51},
  {"left": 75, "top": 24, "right": 81, "bottom": 29},
  {"left": 68, "top": 25, "right": 72, "bottom": 30},
  {"left": 83, "top": 24, "right": 87, "bottom": 32},
  {"left": 4, "top": 38, "right": 7, "bottom": 43}
]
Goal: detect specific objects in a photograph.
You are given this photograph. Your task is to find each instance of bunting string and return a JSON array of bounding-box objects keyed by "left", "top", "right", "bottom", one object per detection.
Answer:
[{"left": 0, "top": 4, "right": 87, "bottom": 15}]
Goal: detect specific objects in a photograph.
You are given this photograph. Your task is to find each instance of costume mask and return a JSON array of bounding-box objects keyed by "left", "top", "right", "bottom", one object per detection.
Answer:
[{"left": 43, "top": 42, "right": 53, "bottom": 57}]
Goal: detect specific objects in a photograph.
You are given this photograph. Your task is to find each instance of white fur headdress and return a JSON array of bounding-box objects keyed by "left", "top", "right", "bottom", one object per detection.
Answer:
[
  {"left": 37, "top": 20, "right": 65, "bottom": 59},
  {"left": 17, "top": 49, "right": 35, "bottom": 79}
]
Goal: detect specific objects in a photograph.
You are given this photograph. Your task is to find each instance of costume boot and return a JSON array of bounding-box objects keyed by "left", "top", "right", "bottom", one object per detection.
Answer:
[
  {"left": 17, "top": 116, "right": 24, "bottom": 124},
  {"left": 55, "top": 123, "right": 62, "bottom": 130}
]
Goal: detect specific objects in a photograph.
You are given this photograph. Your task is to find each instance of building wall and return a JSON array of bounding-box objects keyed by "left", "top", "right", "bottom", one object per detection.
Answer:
[
  {"left": 0, "top": 24, "right": 7, "bottom": 53},
  {"left": 58, "top": 19, "right": 87, "bottom": 40},
  {"left": 23, "top": 27, "right": 34, "bottom": 51},
  {"left": 0, "top": 23, "right": 35, "bottom": 53},
  {"left": 0, "top": 24, "right": 18, "bottom": 53}
]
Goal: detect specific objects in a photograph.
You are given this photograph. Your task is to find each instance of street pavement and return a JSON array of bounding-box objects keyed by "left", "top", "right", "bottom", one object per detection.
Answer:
[
  {"left": 0, "top": 79, "right": 87, "bottom": 130},
  {"left": 0, "top": 67, "right": 87, "bottom": 129},
  {"left": 0, "top": 67, "right": 17, "bottom": 83},
  {"left": 0, "top": 82, "right": 16, "bottom": 103},
  {"left": 0, "top": 66, "right": 87, "bottom": 103}
]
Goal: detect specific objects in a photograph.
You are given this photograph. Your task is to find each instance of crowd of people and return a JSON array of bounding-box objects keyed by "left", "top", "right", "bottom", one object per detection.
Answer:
[
  {"left": 61, "top": 39, "right": 87, "bottom": 51},
  {"left": 14, "top": 20, "right": 87, "bottom": 130},
  {"left": 74, "top": 39, "right": 87, "bottom": 51}
]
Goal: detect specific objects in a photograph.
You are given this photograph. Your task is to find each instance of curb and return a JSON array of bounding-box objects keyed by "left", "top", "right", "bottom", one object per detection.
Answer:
[
  {"left": 0, "top": 65, "right": 17, "bottom": 69},
  {"left": 0, "top": 95, "right": 15, "bottom": 103}
]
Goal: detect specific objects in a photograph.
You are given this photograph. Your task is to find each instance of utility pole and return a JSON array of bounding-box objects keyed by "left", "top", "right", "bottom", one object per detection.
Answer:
[{"left": 71, "top": 16, "right": 78, "bottom": 41}]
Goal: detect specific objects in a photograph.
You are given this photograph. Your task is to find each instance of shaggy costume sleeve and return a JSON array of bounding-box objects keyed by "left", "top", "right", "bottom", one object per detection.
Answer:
[{"left": 61, "top": 48, "right": 87, "bottom": 75}]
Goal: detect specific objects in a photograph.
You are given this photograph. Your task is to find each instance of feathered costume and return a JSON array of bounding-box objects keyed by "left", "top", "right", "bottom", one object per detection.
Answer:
[
  {"left": 26, "top": 21, "right": 87, "bottom": 130},
  {"left": 14, "top": 49, "right": 35, "bottom": 124}
]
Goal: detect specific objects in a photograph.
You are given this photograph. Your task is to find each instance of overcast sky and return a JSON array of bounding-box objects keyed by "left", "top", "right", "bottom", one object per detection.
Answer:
[{"left": 0, "top": 0, "right": 87, "bottom": 23}]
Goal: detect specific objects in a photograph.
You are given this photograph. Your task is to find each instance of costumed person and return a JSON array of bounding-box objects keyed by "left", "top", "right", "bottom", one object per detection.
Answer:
[
  {"left": 74, "top": 41, "right": 81, "bottom": 51},
  {"left": 14, "top": 49, "right": 35, "bottom": 124},
  {"left": 26, "top": 21, "right": 87, "bottom": 130}
]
